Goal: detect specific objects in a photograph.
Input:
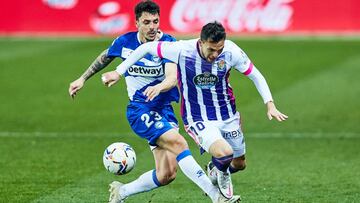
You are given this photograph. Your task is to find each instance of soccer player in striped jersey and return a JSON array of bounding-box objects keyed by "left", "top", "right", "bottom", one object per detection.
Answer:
[
  {"left": 69, "top": 2, "right": 238, "bottom": 203},
  {"left": 102, "top": 21, "right": 288, "bottom": 199}
]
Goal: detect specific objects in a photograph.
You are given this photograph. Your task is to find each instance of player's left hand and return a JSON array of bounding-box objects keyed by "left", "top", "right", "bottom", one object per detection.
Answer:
[
  {"left": 143, "top": 85, "right": 161, "bottom": 102},
  {"left": 101, "top": 71, "right": 120, "bottom": 87},
  {"left": 266, "top": 101, "right": 288, "bottom": 121}
]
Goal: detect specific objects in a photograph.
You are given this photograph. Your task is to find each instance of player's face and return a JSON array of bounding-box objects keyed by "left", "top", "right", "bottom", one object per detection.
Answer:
[
  {"left": 136, "top": 12, "right": 160, "bottom": 42},
  {"left": 199, "top": 39, "right": 225, "bottom": 63}
]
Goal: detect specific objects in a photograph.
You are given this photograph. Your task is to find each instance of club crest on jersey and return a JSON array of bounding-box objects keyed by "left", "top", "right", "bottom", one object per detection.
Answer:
[
  {"left": 154, "top": 121, "right": 164, "bottom": 129},
  {"left": 193, "top": 72, "right": 219, "bottom": 89},
  {"left": 152, "top": 55, "right": 161, "bottom": 63},
  {"left": 216, "top": 59, "right": 226, "bottom": 70}
]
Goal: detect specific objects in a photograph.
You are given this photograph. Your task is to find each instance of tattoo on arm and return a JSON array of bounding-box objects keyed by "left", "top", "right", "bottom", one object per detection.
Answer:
[{"left": 81, "top": 49, "right": 115, "bottom": 81}]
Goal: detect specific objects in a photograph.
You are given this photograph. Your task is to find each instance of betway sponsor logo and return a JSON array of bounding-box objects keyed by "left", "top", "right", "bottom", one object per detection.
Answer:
[
  {"left": 170, "top": 0, "right": 293, "bottom": 32},
  {"left": 127, "top": 65, "right": 164, "bottom": 77}
]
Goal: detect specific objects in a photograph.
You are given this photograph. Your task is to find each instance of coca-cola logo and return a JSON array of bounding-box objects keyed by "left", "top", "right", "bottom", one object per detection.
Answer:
[
  {"left": 43, "top": 0, "right": 78, "bottom": 10},
  {"left": 170, "top": 0, "right": 294, "bottom": 33},
  {"left": 90, "top": 1, "right": 130, "bottom": 35}
]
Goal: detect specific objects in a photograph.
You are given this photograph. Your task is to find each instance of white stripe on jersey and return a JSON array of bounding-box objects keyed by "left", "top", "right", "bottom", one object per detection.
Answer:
[
  {"left": 179, "top": 53, "right": 193, "bottom": 123},
  {"left": 223, "top": 53, "right": 235, "bottom": 117},
  {"left": 211, "top": 62, "right": 223, "bottom": 121},
  {"left": 194, "top": 53, "right": 207, "bottom": 122}
]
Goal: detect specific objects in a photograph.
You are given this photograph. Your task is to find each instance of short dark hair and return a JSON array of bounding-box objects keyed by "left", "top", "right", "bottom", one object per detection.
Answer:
[
  {"left": 200, "top": 21, "right": 226, "bottom": 42},
  {"left": 135, "top": 0, "right": 160, "bottom": 20}
]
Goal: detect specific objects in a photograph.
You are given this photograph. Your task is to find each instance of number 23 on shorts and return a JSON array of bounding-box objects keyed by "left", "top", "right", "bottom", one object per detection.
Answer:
[{"left": 141, "top": 111, "right": 162, "bottom": 128}]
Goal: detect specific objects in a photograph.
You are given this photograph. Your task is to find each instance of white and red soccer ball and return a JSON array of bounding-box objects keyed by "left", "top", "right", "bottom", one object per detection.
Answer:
[{"left": 103, "top": 142, "right": 136, "bottom": 175}]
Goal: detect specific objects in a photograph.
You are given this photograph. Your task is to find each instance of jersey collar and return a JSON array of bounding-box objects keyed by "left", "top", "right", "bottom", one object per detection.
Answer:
[{"left": 136, "top": 30, "right": 164, "bottom": 45}]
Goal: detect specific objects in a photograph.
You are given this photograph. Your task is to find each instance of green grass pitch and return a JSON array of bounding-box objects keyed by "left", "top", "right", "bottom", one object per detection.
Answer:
[{"left": 0, "top": 36, "right": 359, "bottom": 202}]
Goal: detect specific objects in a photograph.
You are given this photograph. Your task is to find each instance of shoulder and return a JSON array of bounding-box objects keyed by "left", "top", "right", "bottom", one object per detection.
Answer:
[
  {"left": 115, "top": 32, "right": 137, "bottom": 43},
  {"left": 224, "top": 40, "right": 247, "bottom": 56},
  {"left": 160, "top": 33, "right": 177, "bottom": 42},
  {"left": 224, "top": 40, "right": 239, "bottom": 50}
]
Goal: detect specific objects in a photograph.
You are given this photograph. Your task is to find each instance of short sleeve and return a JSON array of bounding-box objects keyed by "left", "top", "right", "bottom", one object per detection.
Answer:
[{"left": 107, "top": 36, "right": 125, "bottom": 58}]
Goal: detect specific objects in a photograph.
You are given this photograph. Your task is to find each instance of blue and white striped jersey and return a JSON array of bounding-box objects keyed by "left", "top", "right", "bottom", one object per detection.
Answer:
[{"left": 107, "top": 31, "right": 179, "bottom": 106}]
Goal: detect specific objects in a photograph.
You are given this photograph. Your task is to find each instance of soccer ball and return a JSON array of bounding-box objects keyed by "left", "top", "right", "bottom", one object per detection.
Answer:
[{"left": 103, "top": 142, "right": 136, "bottom": 175}]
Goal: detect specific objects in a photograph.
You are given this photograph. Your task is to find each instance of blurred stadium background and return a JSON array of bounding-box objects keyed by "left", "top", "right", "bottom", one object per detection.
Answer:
[{"left": 1, "top": 0, "right": 359, "bottom": 202}]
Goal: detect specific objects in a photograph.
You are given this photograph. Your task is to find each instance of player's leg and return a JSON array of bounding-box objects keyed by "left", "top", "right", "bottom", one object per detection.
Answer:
[
  {"left": 228, "top": 112, "right": 247, "bottom": 173},
  {"left": 186, "top": 121, "right": 235, "bottom": 199},
  {"left": 111, "top": 147, "right": 177, "bottom": 202},
  {"left": 153, "top": 147, "right": 177, "bottom": 185},
  {"left": 207, "top": 155, "right": 246, "bottom": 184},
  {"left": 230, "top": 155, "right": 246, "bottom": 173},
  {"left": 206, "top": 112, "right": 246, "bottom": 198},
  {"left": 109, "top": 104, "right": 175, "bottom": 202},
  {"left": 111, "top": 104, "right": 219, "bottom": 202},
  {"left": 155, "top": 129, "right": 221, "bottom": 202}
]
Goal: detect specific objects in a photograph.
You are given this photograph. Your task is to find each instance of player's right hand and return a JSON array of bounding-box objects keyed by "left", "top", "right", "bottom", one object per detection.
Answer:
[
  {"left": 101, "top": 71, "right": 120, "bottom": 87},
  {"left": 143, "top": 85, "right": 162, "bottom": 102},
  {"left": 69, "top": 77, "right": 85, "bottom": 99}
]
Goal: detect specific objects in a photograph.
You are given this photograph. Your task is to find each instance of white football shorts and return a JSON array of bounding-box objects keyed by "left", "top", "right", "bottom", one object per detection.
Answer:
[{"left": 185, "top": 112, "right": 245, "bottom": 158}]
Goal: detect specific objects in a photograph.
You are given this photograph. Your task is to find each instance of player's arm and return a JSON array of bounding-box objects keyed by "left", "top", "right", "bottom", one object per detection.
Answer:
[
  {"left": 230, "top": 41, "right": 288, "bottom": 121},
  {"left": 143, "top": 62, "right": 178, "bottom": 101},
  {"left": 245, "top": 65, "right": 288, "bottom": 121},
  {"left": 102, "top": 41, "right": 179, "bottom": 87},
  {"left": 69, "top": 49, "right": 114, "bottom": 98}
]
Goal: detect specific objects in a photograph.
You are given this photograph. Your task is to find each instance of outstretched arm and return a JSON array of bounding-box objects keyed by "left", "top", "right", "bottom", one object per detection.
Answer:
[
  {"left": 115, "top": 41, "right": 160, "bottom": 75},
  {"left": 102, "top": 41, "right": 179, "bottom": 87},
  {"left": 69, "top": 49, "right": 114, "bottom": 98},
  {"left": 246, "top": 65, "right": 288, "bottom": 121},
  {"left": 229, "top": 40, "right": 288, "bottom": 122},
  {"left": 101, "top": 42, "right": 159, "bottom": 87}
]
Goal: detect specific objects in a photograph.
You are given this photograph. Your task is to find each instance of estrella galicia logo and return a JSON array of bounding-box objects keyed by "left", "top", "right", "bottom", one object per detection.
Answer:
[{"left": 193, "top": 72, "right": 219, "bottom": 89}]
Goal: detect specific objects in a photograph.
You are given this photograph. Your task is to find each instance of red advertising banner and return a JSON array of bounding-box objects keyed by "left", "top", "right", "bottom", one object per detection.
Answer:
[{"left": 1, "top": 0, "right": 360, "bottom": 35}]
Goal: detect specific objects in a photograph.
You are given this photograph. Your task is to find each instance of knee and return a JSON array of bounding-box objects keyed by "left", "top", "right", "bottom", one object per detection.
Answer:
[
  {"left": 170, "top": 135, "right": 188, "bottom": 151},
  {"left": 215, "top": 148, "right": 233, "bottom": 158},
  {"left": 210, "top": 141, "right": 233, "bottom": 158},
  {"left": 156, "top": 168, "right": 177, "bottom": 186}
]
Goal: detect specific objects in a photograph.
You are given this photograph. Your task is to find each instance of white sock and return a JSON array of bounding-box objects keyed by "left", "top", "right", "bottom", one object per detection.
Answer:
[
  {"left": 120, "top": 170, "right": 161, "bottom": 198},
  {"left": 177, "top": 150, "right": 219, "bottom": 201}
]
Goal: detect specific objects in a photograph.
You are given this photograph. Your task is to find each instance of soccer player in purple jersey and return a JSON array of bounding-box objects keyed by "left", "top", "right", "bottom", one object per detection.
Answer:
[
  {"left": 102, "top": 21, "right": 288, "bottom": 200},
  {"left": 69, "top": 2, "right": 239, "bottom": 202}
]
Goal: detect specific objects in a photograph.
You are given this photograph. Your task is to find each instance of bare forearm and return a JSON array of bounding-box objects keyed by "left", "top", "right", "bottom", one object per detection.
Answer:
[
  {"left": 158, "top": 63, "right": 177, "bottom": 92},
  {"left": 157, "top": 77, "right": 177, "bottom": 92},
  {"left": 81, "top": 49, "right": 114, "bottom": 81}
]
